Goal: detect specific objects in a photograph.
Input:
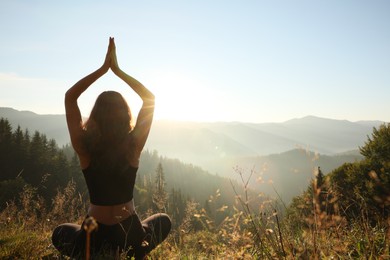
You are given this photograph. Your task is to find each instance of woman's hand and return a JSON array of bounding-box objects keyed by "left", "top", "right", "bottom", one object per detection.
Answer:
[
  {"left": 110, "top": 37, "right": 120, "bottom": 74},
  {"left": 101, "top": 37, "right": 113, "bottom": 72}
]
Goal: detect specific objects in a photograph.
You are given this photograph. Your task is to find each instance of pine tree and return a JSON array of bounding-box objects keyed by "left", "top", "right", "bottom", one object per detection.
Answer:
[
  {"left": 153, "top": 162, "right": 168, "bottom": 212},
  {"left": 0, "top": 118, "right": 14, "bottom": 180},
  {"left": 167, "top": 188, "right": 187, "bottom": 228},
  {"left": 316, "top": 166, "right": 324, "bottom": 188},
  {"left": 360, "top": 123, "right": 390, "bottom": 165},
  {"left": 315, "top": 166, "right": 329, "bottom": 213}
]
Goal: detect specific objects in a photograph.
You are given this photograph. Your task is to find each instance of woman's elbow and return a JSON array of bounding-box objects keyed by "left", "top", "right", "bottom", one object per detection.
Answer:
[
  {"left": 64, "top": 90, "right": 72, "bottom": 104},
  {"left": 64, "top": 90, "right": 78, "bottom": 106},
  {"left": 144, "top": 93, "right": 155, "bottom": 104}
]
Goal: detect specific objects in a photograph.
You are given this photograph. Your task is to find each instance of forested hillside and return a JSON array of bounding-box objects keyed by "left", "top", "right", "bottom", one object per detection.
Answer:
[
  {"left": 0, "top": 117, "right": 245, "bottom": 226},
  {"left": 286, "top": 122, "right": 390, "bottom": 226},
  {"left": 1, "top": 117, "right": 389, "bottom": 258},
  {"left": 0, "top": 107, "right": 376, "bottom": 203},
  {"left": 0, "top": 107, "right": 69, "bottom": 146},
  {"left": 207, "top": 149, "right": 362, "bottom": 203}
]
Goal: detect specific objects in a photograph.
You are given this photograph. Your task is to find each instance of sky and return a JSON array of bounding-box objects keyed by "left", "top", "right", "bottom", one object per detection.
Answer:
[{"left": 0, "top": 0, "right": 389, "bottom": 123}]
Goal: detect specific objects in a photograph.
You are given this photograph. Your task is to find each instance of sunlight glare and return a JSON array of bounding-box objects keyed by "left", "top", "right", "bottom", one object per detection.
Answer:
[{"left": 145, "top": 69, "right": 221, "bottom": 122}]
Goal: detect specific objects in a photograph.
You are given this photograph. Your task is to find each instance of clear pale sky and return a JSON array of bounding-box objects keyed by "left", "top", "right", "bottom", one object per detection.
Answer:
[{"left": 0, "top": 0, "right": 389, "bottom": 123}]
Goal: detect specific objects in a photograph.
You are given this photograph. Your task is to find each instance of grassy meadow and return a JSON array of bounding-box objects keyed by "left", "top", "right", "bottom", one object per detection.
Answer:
[
  {"left": 0, "top": 175, "right": 389, "bottom": 259},
  {"left": 0, "top": 120, "right": 389, "bottom": 259}
]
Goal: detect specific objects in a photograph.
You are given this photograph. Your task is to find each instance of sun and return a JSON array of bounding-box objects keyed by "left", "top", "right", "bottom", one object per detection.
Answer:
[{"left": 144, "top": 69, "right": 220, "bottom": 122}]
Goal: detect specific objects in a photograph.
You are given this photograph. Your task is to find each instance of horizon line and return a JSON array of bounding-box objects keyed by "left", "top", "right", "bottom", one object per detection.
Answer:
[{"left": 0, "top": 106, "right": 387, "bottom": 125}]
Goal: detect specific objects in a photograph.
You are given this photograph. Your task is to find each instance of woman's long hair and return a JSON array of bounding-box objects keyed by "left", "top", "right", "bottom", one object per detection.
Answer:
[{"left": 83, "top": 91, "right": 133, "bottom": 163}]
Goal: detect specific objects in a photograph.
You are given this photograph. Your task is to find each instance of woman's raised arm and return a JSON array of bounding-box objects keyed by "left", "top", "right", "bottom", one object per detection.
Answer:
[
  {"left": 109, "top": 38, "right": 155, "bottom": 156},
  {"left": 65, "top": 38, "right": 112, "bottom": 157}
]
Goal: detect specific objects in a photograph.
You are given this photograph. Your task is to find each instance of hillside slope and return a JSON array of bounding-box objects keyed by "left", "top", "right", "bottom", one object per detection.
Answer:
[{"left": 0, "top": 107, "right": 379, "bottom": 200}]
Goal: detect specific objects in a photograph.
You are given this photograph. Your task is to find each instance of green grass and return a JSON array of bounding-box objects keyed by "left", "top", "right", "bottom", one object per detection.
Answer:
[
  {"left": 0, "top": 218, "right": 389, "bottom": 259},
  {"left": 0, "top": 224, "right": 57, "bottom": 259},
  {"left": 0, "top": 180, "right": 389, "bottom": 259}
]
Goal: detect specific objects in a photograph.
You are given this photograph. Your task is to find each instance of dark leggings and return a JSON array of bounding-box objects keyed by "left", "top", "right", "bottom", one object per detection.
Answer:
[{"left": 52, "top": 213, "right": 171, "bottom": 259}]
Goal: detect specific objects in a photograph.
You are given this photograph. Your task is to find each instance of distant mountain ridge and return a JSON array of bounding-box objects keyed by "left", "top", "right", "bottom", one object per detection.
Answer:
[
  {"left": 0, "top": 107, "right": 383, "bottom": 162},
  {"left": 148, "top": 116, "right": 382, "bottom": 168},
  {"left": 0, "top": 107, "right": 70, "bottom": 146}
]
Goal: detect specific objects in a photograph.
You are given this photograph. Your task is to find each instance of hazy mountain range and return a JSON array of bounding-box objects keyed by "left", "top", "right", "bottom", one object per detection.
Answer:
[
  {"left": 1, "top": 107, "right": 384, "bottom": 202},
  {"left": 147, "top": 117, "right": 382, "bottom": 167}
]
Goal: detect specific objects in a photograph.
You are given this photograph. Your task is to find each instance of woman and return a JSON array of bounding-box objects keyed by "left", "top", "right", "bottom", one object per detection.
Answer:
[{"left": 52, "top": 37, "right": 171, "bottom": 259}]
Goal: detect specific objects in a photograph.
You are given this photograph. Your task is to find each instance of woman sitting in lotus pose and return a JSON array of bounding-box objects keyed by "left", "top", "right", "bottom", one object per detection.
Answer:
[{"left": 52, "top": 37, "right": 171, "bottom": 259}]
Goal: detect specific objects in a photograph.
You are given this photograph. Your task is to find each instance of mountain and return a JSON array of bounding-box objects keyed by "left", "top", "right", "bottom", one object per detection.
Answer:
[
  {"left": 1, "top": 108, "right": 382, "bottom": 158},
  {"left": 1, "top": 107, "right": 379, "bottom": 202},
  {"left": 147, "top": 116, "right": 382, "bottom": 172},
  {"left": 205, "top": 148, "right": 363, "bottom": 203},
  {"left": 0, "top": 107, "right": 70, "bottom": 146}
]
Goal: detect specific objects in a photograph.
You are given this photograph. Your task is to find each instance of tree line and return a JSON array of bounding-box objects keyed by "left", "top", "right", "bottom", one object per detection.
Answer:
[{"left": 0, "top": 117, "right": 238, "bottom": 228}]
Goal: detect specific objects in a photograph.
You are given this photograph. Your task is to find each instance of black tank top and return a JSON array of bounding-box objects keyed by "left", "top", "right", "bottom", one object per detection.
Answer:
[{"left": 82, "top": 161, "right": 138, "bottom": 206}]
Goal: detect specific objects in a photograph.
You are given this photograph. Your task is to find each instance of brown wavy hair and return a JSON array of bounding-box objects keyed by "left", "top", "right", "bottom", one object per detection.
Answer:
[{"left": 83, "top": 91, "right": 133, "bottom": 161}]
